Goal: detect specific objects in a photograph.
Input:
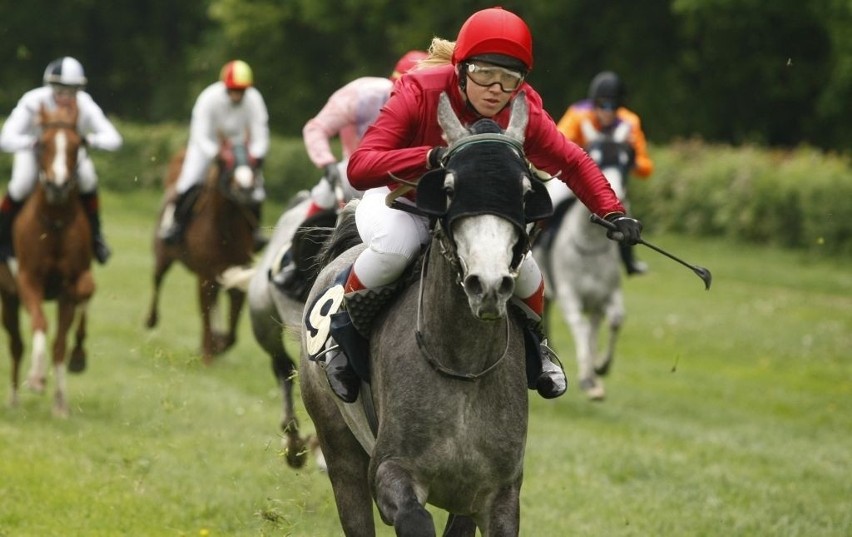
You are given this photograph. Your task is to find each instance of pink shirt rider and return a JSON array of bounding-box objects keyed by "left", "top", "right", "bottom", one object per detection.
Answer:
[{"left": 302, "top": 76, "right": 394, "bottom": 169}]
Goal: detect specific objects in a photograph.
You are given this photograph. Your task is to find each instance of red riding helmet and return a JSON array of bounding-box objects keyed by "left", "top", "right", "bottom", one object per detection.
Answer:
[
  {"left": 391, "top": 50, "right": 428, "bottom": 80},
  {"left": 220, "top": 60, "right": 254, "bottom": 90},
  {"left": 451, "top": 7, "right": 533, "bottom": 71}
]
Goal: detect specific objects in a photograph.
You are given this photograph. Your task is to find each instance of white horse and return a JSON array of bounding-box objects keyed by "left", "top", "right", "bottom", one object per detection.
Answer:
[{"left": 534, "top": 124, "right": 633, "bottom": 401}]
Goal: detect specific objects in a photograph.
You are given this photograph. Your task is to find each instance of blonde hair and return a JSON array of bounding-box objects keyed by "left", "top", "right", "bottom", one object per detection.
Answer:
[{"left": 419, "top": 37, "right": 455, "bottom": 68}]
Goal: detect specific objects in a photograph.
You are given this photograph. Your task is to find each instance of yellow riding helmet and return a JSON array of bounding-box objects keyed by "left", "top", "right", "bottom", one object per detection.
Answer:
[{"left": 220, "top": 60, "right": 254, "bottom": 90}]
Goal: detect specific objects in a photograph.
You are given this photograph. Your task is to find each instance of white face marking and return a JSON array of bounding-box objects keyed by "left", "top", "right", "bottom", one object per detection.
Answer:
[
  {"left": 50, "top": 130, "right": 70, "bottom": 186},
  {"left": 233, "top": 165, "right": 254, "bottom": 188}
]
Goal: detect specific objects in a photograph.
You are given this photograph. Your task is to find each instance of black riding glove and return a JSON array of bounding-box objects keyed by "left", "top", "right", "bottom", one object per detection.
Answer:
[
  {"left": 604, "top": 213, "right": 643, "bottom": 245},
  {"left": 323, "top": 163, "right": 341, "bottom": 186},
  {"left": 427, "top": 147, "right": 447, "bottom": 169}
]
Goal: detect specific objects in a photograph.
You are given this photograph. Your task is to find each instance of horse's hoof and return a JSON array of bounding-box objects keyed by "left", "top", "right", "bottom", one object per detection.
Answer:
[
  {"left": 26, "top": 377, "right": 46, "bottom": 393},
  {"left": 283, "top": 437, "right": 308, "bottom": 469},
  {"left": 68, "top": 349, "right": 87, "bottom": 373},
  {"left": 580, "top": 378, "right": 606, "bottom": 401},
  {"left": 145, "top": 312, "right": 158, "bottom": 329}
]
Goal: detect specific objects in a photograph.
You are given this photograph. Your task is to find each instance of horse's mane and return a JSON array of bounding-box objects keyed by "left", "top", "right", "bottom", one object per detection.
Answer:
[{"left": 316, "top": 200, "right": 363, "bottom": 270}]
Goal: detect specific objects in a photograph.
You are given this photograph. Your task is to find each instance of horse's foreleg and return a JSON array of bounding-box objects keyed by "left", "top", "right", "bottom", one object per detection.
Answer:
[
  {"left": 50, "top": 300, "right": 77, "bottom": 418},
  {"left": 223, "top": 287, "right": 245, "bottom": 353},
  {"left": 480, "top": 484, "right": 520, "bottom": 536},
  {"left": 18, "top": 280, "right": 49, "bottom": 393},
  {"left": 1, "top": 292, "right": 23, "bottom": 406},
  {"left": 69, "top": 272, "right": 94, "bottom": 374},
  {"left": 373, "top": 460, "right": 435, "bottom": 535},
  {"left": 145, "top": 253, "right": 174, "bottom": 329},
  {"left": 198, "top": 279, "right": 218, "bottom": 363},
  {"left": 595, "top": 290, "right": 625, "bottom": 378},
  {"left": 68, "top": 303, "right": 89, "bottom": 373}
]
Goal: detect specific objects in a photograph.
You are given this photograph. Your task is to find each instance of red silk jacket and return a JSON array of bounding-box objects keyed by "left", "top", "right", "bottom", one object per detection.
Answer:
[{"left": 347, "top": 64, "right": 624, "bottom": 218}]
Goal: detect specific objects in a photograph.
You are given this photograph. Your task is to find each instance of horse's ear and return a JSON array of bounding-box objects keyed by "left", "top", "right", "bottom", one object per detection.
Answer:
[
  {"left": 416, "top": 169, "right": 451, "bottom": 216},
  {"left": 524, "top": 178, "right": 554, "bottom": 222},
  {"left": 437, "top": 92, "right": 468, "bottom": 146}
]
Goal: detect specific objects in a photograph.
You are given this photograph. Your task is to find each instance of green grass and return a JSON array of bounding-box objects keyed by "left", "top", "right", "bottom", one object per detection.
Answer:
[{"left": 0, "top": 190, "right": 850, "bottom": 536}]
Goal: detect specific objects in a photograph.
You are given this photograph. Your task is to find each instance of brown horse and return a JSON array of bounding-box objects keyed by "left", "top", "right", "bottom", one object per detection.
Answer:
[
  {"left": 146, "top": 139, "right": 260, "bottom": 363},
  {"left": 1, "top": 102, "right": 94, "bottom": 417}
]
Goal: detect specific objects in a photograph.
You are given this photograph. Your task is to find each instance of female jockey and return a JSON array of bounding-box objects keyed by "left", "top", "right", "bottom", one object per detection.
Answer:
[
  {"left": 321, "top": 7, "right": 642, "bottom": 403},
  {"left": 0, "top": 56, "right": 123, "bottom": 264},
  {"left": 159, "top": 60, "right": 269, "bottom": 250},
  {"left": 555, "top": 71, "right": 654, "bottom": 275},
  {"left": 272, "top": 51, "right": 429, "bottom": 296}
]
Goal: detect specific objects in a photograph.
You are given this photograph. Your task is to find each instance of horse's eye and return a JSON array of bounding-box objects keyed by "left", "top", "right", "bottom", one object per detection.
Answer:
[{"left": 442, "top": 175, "right": 455, "bottom": 199}]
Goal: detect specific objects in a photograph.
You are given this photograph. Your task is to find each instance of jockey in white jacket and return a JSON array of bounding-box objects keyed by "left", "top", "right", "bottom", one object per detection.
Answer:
[
  {"left": 0, "top": 57, "right": 123, "bottom": 264},
  {"left": 159, "top": 60, "right": 270, "bottom": 250}
]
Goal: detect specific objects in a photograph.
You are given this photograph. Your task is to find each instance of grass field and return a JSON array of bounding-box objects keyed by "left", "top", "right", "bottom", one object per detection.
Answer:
[{"left": 1, "top": 189, "right": 850, "bottom": 536}]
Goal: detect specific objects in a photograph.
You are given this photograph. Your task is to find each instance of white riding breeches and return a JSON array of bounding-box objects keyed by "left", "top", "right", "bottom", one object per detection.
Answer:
[
  {"left": 309, "top": 159, "right": 361, "bottom": 210},
  {"left": 175, "top": 143, "right": 265, "bottom": 202},
  {"left": 8, "top": 148, "right": 98, "bottom": 202},
  {"left": 352, "top": 186, "right": 544, "bottom": 299},
  {"left": 544, "top": 178, "right": 575, "bottom": 208}
]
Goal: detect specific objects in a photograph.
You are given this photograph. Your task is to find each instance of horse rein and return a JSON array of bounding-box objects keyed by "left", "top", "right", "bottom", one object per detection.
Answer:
[{"left": 414, "top": 241, "right": 511, "bottom": 382}]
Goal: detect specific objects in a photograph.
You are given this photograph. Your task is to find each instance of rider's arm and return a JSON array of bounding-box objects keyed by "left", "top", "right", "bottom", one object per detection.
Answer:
[
  {"left": 347, "top": 80, "right": 438, "bottom": 190},
  {"left": 244, "top": 88, "right": 270, "bottom": 160},
  {"left": 76, "top": 92, "right": 123, "bottom": 151},
  {"left": 555, "top": 102, "right": 586, "bottom": 145},
  {"left": 0, "top": 90, "right": 40, "bottom": 152},
  {"left": 302, "top": 82, "right": 360, "bottom": 169},
  {"left": 619, "top": 109, "right": 653, "bottom": 178},
  {"left": 523, "top": 90, "right": 624, "bottom": 218},
  {"left": 188, "top": 86, "right": 221, "bottom": 160}
]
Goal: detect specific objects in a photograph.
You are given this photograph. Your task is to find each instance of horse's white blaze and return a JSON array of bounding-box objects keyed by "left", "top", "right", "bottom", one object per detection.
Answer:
[
  {"left": 233, "top": 165, "right": 254, "bottom": 188},
  {"left": 454, "top": 215, "right": 518, "bottom": 318},
  {"left": 51, "top": 130, "right": 70, "bottom": 186},
  {"left": 455, "top": 215, "right": 517, "bottom": 281}
]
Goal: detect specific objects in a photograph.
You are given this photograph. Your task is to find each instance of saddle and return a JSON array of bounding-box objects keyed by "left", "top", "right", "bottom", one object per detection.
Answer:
[{"left": 269, "top": 208, "right": 338, "bottom": 301}]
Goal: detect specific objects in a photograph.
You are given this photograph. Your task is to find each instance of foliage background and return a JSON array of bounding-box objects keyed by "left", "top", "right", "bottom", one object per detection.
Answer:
[{"left": 0, "top": 0, "right": 850, "bottom": 151}]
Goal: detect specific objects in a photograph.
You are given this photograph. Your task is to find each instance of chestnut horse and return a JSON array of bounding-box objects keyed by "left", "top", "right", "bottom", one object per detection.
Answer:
[
  {"left": 146, "top": 140, "right": 260, "bottom": 363},
  {"left": 1, "top": 102, "right": 94, "bottom": 417}
]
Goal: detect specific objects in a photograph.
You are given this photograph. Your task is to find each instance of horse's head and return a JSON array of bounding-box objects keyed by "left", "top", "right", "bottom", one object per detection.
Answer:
[
  {"left": 37, "top": 102, "right": 82, "bottom": 205},
  {"left": 416, "top": 92, "right": 552, "bottom": 320},
  {"left": 216, "top": 139, "right": 258, "bottom": 205},
  {"left": 583, "top": 121, "right": 633, "bottom": 201}
]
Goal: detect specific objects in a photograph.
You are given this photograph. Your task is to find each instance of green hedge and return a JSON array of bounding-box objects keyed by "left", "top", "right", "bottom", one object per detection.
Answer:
[
  {"left": 629, "top": 140, "right": 852, "bottom": 257},
  {"left": 2, "top": 119, "right": 850, "bottom": 257}
]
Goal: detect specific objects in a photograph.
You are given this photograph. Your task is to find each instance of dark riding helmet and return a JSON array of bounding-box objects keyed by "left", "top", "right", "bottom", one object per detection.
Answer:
[{"left": 588, "top": 71, "right": 625, "bottom": 108}]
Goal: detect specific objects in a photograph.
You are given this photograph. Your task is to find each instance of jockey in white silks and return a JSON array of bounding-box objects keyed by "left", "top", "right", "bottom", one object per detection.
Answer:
[
  {"left": 159, "top": 60, "right": 270, "bottom": 250},
  {"left": 0, "top": 56, "right": 123, "bottom": 264}
]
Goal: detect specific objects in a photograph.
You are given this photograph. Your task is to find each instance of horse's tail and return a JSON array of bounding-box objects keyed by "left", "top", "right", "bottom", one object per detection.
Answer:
[
  {"left": 316, "top": 199, "right": 362, "bottom": 270},
  {"left": 218, "top": 265, "right": 256, "bottom": 291}
]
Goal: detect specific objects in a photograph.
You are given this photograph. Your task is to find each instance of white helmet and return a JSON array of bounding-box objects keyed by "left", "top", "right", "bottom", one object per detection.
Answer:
[{"left": 43, "top": 57, "right": 87, "bottom": 87}]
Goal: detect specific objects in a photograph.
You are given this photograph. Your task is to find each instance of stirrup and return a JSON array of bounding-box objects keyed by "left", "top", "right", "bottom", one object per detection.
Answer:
[
  {"left": 536, "top": 338, "right": 567, "bottom": 399},
  {"left": 94, "top": 237, "right": 111, "bottom": 265}
]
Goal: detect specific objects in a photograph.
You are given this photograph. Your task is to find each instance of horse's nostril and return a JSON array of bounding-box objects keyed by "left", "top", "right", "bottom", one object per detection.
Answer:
[
  {"left": 499, "top": 276, "right": 515, "bottom": 297},
  {"left": 464, "top": 275, "right": 483, "bottom": 297}
]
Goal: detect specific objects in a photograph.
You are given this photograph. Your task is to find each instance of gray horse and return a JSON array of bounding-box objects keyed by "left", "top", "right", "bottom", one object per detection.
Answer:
[
  {"left": 534, "top": 132, "right": 630, "bottom": 401},
  {"left": 220, "top": 191, "right": 330, "bottom": 468},
  {"left": 299, "top": 93, "right": 552, "bottom": 536}
]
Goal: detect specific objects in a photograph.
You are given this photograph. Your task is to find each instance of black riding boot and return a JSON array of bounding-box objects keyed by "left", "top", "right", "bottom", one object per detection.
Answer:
[
  {"left": 250, "top": 203, "right": 267, "bottom": 252},
  {"left": 513, "top": 301, "right": 567, "bottom": 399},
  {"left": 160, "top": 186, "right": 198, "bottom": 245},
  {"left": 0, "top": 194, "right": 24, "bottom": 262},
  {"left": 80, "top": 191, "right": 111, "bottom": 264},
  {"left": 619, "top": 243, "right": 647, "bottom": 275},
  {"left": 323, "top": 268, "right": 401, "bottom": 403}
]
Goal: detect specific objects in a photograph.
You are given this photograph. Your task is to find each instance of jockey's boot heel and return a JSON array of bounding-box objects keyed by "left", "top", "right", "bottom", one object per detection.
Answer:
[
  {"left": 326, "top": 308, "right": 369, "bottom": 403},
  {"left": 535, "top": 338, "right": 567, "bottom": 399},
  {"left": 520, "top": 320, "right": 568, "bottom": 399}
]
